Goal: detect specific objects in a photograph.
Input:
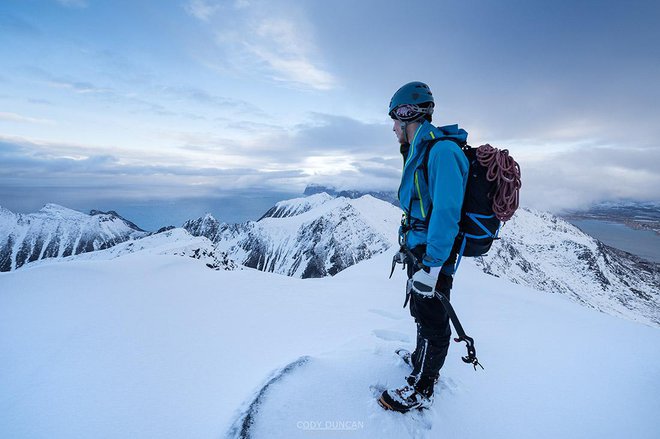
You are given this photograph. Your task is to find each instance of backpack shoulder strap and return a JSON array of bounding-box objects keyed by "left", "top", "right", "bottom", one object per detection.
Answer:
[
  {"left": 421, "top": 137, "right": 469, "bottom": 182},
  {"left": 419, "top": 136, "right": 469, "bottom": 226}
]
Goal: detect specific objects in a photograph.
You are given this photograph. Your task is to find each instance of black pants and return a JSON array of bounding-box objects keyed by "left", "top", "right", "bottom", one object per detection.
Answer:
[{"left": 406, "top": 246, "right": 456, "bottom": 386}]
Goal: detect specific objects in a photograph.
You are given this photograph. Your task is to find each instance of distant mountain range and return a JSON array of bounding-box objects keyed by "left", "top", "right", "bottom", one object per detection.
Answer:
[{"left": 1, "top": 194, "right": 658, "bottom": 327}]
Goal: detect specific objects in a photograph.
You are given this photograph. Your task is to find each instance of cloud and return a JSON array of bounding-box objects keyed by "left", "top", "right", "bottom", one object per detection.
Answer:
[
  {"left": 171, "top": 112, "right": 400, "bottom": 185},
  {"left": 180, "top": 112, "right": 402, "bottom": 190},
  {"left": 242, "top": 17, "right": 336, "bottom": 90},
  {"left": 6, "top": 105, "right": 657, "bottom": 216},
  {"left": 519, "top": 145, "right": 660, "bottom": 212},
  {"left": 0, "top": 137, "right": 308, "bottom": 200},
  {"left": 184, "top": 0, "right": 221, "bottom": 21},
  {"left": 289, "top": 113, "right": 393, "bottom": 153},
  {"left": 194, "top": 2, "right": 336, "bottom": 90},
  {"left": 174, "top": 111, "right": 396, "bottom": 163},
  {"left": 185, "top": 0, "right": 251, "bottom": 21},
  {"left": 0, "top": 112, "right": 55, "bottom": 125},
  {"left": 55, "top": 0, "right": 88, "bottom": 8},
  {"left": 0, "top": 13, "right": 41, "bottom": 36},
  {"left": 160, "top": 85, "right": 264, "bottom": 115},
  {"left": 46, "top": 78, "right": 111, "bottom": 95},
  {"left": 22, "top": 66, "right": 263, "bottom": 120},
  {"left": 0, "top": 111, "right": 403, "bottom": 209},
  {"left": 244, "top": 42, "right": 336, "bottom": 90}
]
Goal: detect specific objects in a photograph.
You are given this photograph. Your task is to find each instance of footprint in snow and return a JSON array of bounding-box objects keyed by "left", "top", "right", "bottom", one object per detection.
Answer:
[
  {"left": 437, "top": 376, "right": 459, "bottom": 394},
  {"left": 372, "top": 329, "right": 411, "bottom": 343},
  {"left": 368, "top": 308, "right": 405, "bottom": 320}
]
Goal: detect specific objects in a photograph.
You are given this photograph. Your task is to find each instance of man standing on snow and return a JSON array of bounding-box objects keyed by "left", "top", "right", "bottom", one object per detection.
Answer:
[{"left": 379, "top": 81, "right": 469, "bottom": 413}]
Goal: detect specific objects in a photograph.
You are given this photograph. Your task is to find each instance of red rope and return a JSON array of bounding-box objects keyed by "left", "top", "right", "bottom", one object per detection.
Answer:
[{"left": 475, "top": 144, "right": 521, "bottom": 222}]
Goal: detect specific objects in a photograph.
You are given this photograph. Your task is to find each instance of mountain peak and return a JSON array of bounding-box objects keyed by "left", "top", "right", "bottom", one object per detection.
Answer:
[
  {"left": 202, "top": 212, "right": 217, "bottom": 221},
  {"left": 41, "top": 203, "right": 80, "bottom": 214},
  {"left": 89, "top": 209, "right": 145, "bottom": 232},
  {"left": 258, "top": 192, "right": 335, "bottom": 220},
  {"left": 182, "top": 214, "right": 225, "bottom": 242},
  {"left": 302, "top": 185, "right": 399, "bottom": 207}
]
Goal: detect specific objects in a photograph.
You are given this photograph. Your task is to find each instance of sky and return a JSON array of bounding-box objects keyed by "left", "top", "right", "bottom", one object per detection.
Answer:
[{"left": 1, "top": 0, "right": 659, "bottom": 227}]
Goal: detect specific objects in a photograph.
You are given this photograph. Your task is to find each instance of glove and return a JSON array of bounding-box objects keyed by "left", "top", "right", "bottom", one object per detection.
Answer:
[{"left": 410, "top": 265, "right": 441, "bottom": 298}]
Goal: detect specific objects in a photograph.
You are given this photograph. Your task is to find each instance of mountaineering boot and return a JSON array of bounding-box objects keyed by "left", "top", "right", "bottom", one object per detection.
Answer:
[
  {"left": 395, "top": 348, "right": 414, "bottom": 369},
  {"left": 378, "top": 375, "right": 436, "bottom": 413}
]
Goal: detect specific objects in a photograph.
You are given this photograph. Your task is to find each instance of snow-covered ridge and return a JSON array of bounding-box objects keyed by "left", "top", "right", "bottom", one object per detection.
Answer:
[
  {"left": 303, "top": 184, "right": 400, "bottom": 206},
  {"left": 51, "top": 227, "right": 237, "bottom": 271},
  {"left": 477, "top": 207, "right": 660, "bottom": 327},
  {"left": 185, "top": 194, "right": 401, "bottom": 278},
  {"left": 0, "top": 204, "right": 148, "bottom": 272}
]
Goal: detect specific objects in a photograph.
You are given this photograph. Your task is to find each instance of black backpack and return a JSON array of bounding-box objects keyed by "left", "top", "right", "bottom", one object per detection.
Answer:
[{"left": 421, "top": 137, "right": 501, "bottom": 269}]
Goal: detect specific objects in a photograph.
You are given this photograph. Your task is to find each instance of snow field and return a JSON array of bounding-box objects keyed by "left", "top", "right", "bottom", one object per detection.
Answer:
[{"left": 2, "top": 249, "right": 659, "bottom": 438}]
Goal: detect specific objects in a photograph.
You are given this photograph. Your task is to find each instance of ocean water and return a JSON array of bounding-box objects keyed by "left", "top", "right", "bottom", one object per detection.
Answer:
[{"left": 568, "top": 219, "right": 660, "bottom": 263}]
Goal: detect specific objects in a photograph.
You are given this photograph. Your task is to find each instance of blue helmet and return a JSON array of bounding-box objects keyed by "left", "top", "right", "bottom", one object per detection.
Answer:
[{"left": 389, "top": 81, "right": 434, "bottom": 122}]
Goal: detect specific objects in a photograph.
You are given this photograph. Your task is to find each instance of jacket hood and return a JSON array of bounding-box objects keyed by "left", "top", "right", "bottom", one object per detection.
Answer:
[
  {"left": 434, "top": 123, "right": 468, "bottom": 143},
  {"left": 411, "top": 121, "right": 468, "bottom": 147},
  {"left": 402, "top": 122, "right": 469, "bottom": 168}
]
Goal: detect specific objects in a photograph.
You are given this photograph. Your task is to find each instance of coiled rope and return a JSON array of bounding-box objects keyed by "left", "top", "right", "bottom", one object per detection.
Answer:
[{"left": 475, "top": 144, "right": 521, "bottom": 222}]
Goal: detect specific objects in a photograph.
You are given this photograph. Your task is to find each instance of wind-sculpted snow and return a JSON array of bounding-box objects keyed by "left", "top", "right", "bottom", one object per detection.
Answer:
[
  {"left": 0, "top": 204, "right": 148, "bottom": 272},
  {"left": 185, "top": 194, "right": 401, "bottom": 278},
  {"left": 476, "top": 208, "right": 660, "bottom": 327},
  {"left": 227, "top": 356, "right": 311, "bottom": 439},
  {"left": 58, "top": 228, "right": 238, "bottom": 271}
]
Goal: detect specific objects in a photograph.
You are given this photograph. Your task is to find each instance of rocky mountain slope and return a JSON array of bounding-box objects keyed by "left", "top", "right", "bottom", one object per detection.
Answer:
[
  {"left": 476, "top": 208, "right": 660, "bottom": 327},
  {"left": 0, "top": 204, "right": 148, "bottom": 272}
]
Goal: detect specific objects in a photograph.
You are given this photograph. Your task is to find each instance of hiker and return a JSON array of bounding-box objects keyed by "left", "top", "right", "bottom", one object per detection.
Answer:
[{"left": 379, "top": 81, "right": 470, "bottom": 413}]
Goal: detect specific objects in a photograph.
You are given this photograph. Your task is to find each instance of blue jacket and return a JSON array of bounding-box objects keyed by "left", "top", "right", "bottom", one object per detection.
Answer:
[{"left": 398, "top": 121, "right": 469, "bottom": 272}]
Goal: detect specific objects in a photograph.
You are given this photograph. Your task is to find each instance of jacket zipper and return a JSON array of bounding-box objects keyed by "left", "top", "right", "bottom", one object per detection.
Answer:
[{"left": 414, "top": 171, "right": 426, "bottom": 218}]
